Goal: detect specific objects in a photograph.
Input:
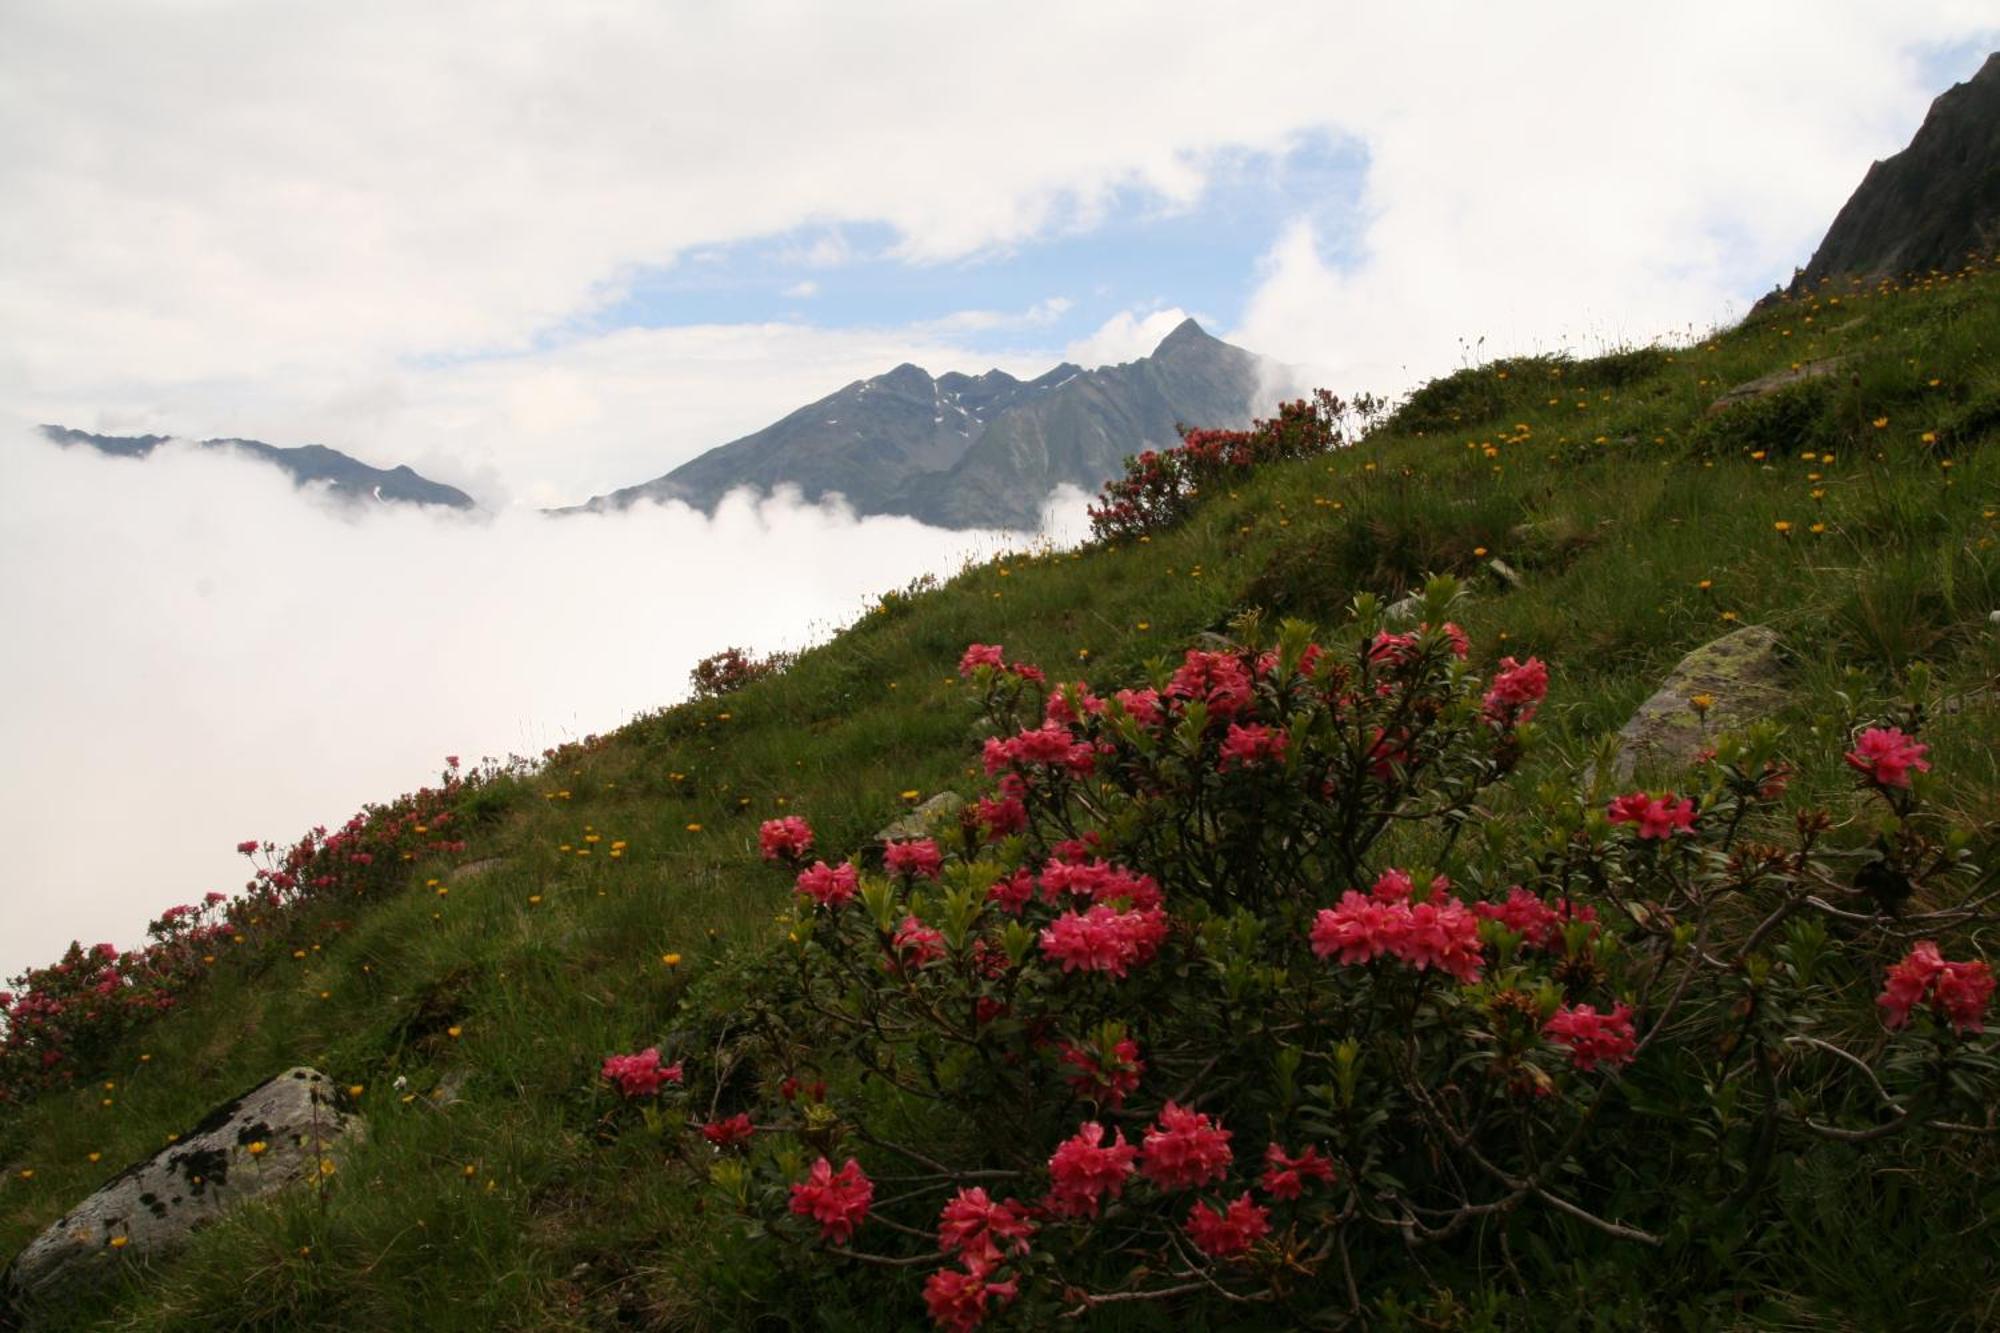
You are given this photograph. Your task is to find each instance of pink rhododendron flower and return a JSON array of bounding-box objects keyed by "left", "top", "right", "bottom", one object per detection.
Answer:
[
  {"left": 885, "top": 838, "right": 944, "bottom": 880},
  {"left": 923, "top": 1268, "right": 1018, "bottom": 1333},
  {"left": 1038, "top": 905, "right": 1168, "bottom": 978},
  {"left": 937, "top": 1187, "right": 1036, "bottom": 1271},
  {"left": 983, "top": 725, "right": 1099, "bottom": 777},
  {"left": 1141, "top": 1102, "right": 1233, "bottom": 1189},
  {"left": 974, "top": 795, "right": 1027, "bottom": 840},
  {"left": 1435, "top": 621, "right": 1471, "bottom": 659},
  {"left": 1185, "top": 1192, "right": 1271, "bottom": 1258},
  {"left": 1370, "top": 868, "right": 1415, "bottom": 902},
  {"left": 1167, "top": 650, "right": 1254, "bottom": 717},
  {"left": 1112, "top": 687, "right": 1164, "bottom": 728},
  {"left": 1045, "top": 1121, "right": 1138, "bottom": 1217},
  {"left": 1844, "top": 727, "right": 1932, "bottom": 789},
  {"left": 1368, "top": 630, "right": 1419, "bottom": 666},
  {"left": 1482, "top": 656, "right": 1548, "bottom": 725},
  {"left": 1218, "top": 722, "right": 1287, "bottom": 770},
  {"left": 1878, "top": 941, "right": 1994, "bottom": 1034},
  {"left": 601, "top": 1047, "right": 684, "bottom": 1098},
  {"left": 1474, "top": 886, "right": 1564, "bottom": 949},
  {"left": 1260, "top": 1143, "right": 1335, "bottom": 1200},
  {"left": 985, "top": 869, "right": 1038, "bottom": 915},
  {"left": 1044, "top": 683, "right": 1105, "bottom": 726},
  {"left": 758, "top": 816, "right": 814, "bottom": 863},
  {"left": 1394, "top": 897, "right": 1485, "bottom": 983},
  {"left": 1310, "top": 891, "right": 1406, "bottom": 965},
  {"left": 795, "top": 860, "right": 859, "bottom": 908},
  {"left": 891, "top": 915, "right": 947, "bottom": 969},
  {"left": 1059, "top": 1036, "right": 1144, "bottom": 1107},
  {"left": 1543, "top": 1002, "right": 1638, "bottom": 1071},
  {"left": 1607, "top": 792, "right": 1697, "bottom": 839},
  {"left": 1037, "top": 858, "right": 1163, "bottom": 911},
  {"left": 789, "top": 1156, "right": 874, "bottom": 1244},
  {"left": 235, "top": 840, "right": 260, "bottom": 855},
  {"left": 958, "top": 643, "right": 1005, "bottom": 676},
  {"left": 699, "top": 1113, "right": 755, "bottom": 1148}
]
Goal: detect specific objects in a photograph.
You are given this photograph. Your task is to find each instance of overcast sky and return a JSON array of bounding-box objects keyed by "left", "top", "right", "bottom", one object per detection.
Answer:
[{"left": 1, "top": 3, "right": 1996, "bottom": 977}]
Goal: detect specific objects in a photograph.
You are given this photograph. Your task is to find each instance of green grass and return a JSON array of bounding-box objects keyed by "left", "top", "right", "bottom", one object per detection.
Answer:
[{"left": 5, "top": 265, "right": 2000, "bottom": 1329}]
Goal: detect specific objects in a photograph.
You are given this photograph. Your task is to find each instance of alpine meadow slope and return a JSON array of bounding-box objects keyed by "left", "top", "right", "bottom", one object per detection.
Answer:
[{"left": 3, "top": 249, "right": 1999, "bottom": 1328}]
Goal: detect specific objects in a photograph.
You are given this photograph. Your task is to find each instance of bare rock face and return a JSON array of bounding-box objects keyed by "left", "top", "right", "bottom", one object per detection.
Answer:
[
  {"left": 1611, "top": 626, "right": 1787, "bottom": 782},
  {"left": 2, "top": 1067, "right": 362, "bottom": 1312},
  {"left": 1770, "top": 52, "right": 2000, "bottom": 303}
]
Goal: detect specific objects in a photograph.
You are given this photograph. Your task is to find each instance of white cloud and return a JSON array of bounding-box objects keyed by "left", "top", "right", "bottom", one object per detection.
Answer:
[
  {"left": 1066, "top": 307, "right": 1194, "bottom": 368},
  {"left": 3, "top": 3, "right": 1994, "bottom": 498},
  {"left": 0, "top": 431, "right": 1056, "bottom": 980},
  {"left": 783, "top": 279, "right": 820, "bottom": 299}
]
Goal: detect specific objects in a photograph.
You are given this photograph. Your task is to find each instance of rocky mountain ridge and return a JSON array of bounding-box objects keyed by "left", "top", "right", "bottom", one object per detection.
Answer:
[
  {"left": 567, "top": 317, "right": 1283, "bottom": 530},
  {"left": 40, "top": 425, "right": 476, "bottom": 509}
]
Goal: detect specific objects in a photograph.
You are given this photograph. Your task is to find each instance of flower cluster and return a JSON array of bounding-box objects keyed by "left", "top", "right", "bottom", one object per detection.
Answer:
[
  {"left": 601, "top": 1047, "right": 684, "bottom": 1098},
  {"left": 1482, "top": 655, "right": 1549, "bottom": 726},
  {"left": 1088, "top": 391, "right": 1354, "bottom": 540},
  {"left": 1044, "top": 1122, "right": 1139, "bottom": 1217},
  {"left": 1140, "top": 1102, "right": 1234, "bottom": 1189},
  {"left": 759, "top": 816, "right": 814, "bottom": 863},
  {"left": 788, "top": 1157, "right": 874, "bottom": 1244},
  {"left": 1878, "top": 942, "right": 1994, "bottom": 1034},
  {"left": 1185, "top": 1193, "right": 1271, "bottom": 1258},
  {"left": 1259, "top": 1143, "right": 1335, "bottom": 1200},
  {"left": 1542, "top": 1003, "right": 1638, "bottom": 1071},
  {"left": 795, "top": 859, "right": 859, "bottom": 908},
  {"left": 1309, "top": 882, "right": 1484, "bottom": 982},
  {"left": 1845, "top": 726, "right": 1931, "bottom": 789},
  {"left": 1607, "top": 792, "right": 1698, "bottom": 839},
  {"left": 1038, "top": 905, "right": 1169, "bottom": 978}
]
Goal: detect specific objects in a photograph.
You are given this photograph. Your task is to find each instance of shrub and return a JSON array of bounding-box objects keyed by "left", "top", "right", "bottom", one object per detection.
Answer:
[
  {"left": 636, "top": 587, "right": 1993, "bottom": 1326},
  {"left": 688, "top": 646, "right": 796, "bottom": 699},
  {"left": 1087, "top": 390, "right": 1369, "bottom": 542},
  {"left": 0, "top": 755, "right": 520, "bottom": 1104}
]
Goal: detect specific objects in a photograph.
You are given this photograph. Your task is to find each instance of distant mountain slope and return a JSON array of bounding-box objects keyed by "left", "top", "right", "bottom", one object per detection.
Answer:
[
  {"left": 1773, "top": 50, "right": 2000, "bottom": 301},
  {"left": 569, "top": 318, "right": 1279, "bottom": 530},
  {"left": 40, "top": 426, "right": 476, "bottom": 509}
]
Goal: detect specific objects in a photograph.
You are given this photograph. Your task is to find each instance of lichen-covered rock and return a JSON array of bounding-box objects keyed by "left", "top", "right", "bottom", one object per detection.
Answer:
[
  {"left": 2, "top": 1067, "right": 362, "bottom": 1311},
  {"left": 1705, "top": 359, "right": 1841, "bottom": 415},
  {"left": 1611, "top": 625, "right": 1787, "bottom": 782},
  {"left": 445, "top": 856, "right": 508, "bottom": 885},
  {"left": 1383, "top": 593, "right": 1425, "bottom": 624},
  {"left": 875, "top": 791, "right": 965, "bottom": 843}
]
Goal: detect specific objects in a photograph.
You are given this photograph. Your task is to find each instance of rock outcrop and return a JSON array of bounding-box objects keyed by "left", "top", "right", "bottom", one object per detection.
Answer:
[
  {"left": 1768, "top": 52, "right": 2000, "bottom": 303},
  {"left": 875, "top": 792, "right": 966, "bottom": 843},
  {"left": 1610, "top": 626, "right": 1788, "bottom": 782},
  {"left": 2, "top": 1068, "right": 362, "bottom": 1313}
]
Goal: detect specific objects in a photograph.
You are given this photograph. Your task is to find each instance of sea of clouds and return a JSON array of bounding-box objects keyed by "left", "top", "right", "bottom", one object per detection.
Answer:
[{"left": 0, "top": 431, "right": 1088, "bottom": 980}]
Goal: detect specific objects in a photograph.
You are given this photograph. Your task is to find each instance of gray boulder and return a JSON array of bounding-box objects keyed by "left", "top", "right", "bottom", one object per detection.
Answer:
[
  {"left": 1610, "top": 625, "right": 1787, "bottom": 782},
  {"left": 875, "top": 791, "right": 966, "bottom": 843},
  {"left": 1705, "top": 359, "right": 1841, "bottom": 415},
  {"left": 2, "top": 1067, "right": 362, "bottom": 1309}
]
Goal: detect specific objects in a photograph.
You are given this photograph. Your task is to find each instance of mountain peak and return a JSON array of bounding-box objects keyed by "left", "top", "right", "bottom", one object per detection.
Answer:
[
  {"left": 1772, "top": 49, "right": 2000, "bottom": 301},
  {"left": 1153, "top": 317, "right": 1216, "bottom": 356}
]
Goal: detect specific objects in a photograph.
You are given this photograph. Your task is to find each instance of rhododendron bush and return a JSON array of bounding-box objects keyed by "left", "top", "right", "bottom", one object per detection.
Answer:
[
  {"left": 0, "top": 753, "right": 531, "bottom": 1104},
  {"left": 643, "top": 585, "right": 1994, "bottom": 1325},
  {"left": 1087, "top": 389, "right": 1374, "bottom": 541}
]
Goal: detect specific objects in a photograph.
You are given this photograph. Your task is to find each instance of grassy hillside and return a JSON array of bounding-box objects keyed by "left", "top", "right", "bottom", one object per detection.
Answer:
[{"left": 4, "top": 262, "right": 2000, "bottom": 1331}]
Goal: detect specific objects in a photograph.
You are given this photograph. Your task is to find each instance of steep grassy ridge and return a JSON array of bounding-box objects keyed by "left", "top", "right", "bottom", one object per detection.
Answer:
[{"left": 4, "top": 265, "right": 1999, "bottom": 1330}]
